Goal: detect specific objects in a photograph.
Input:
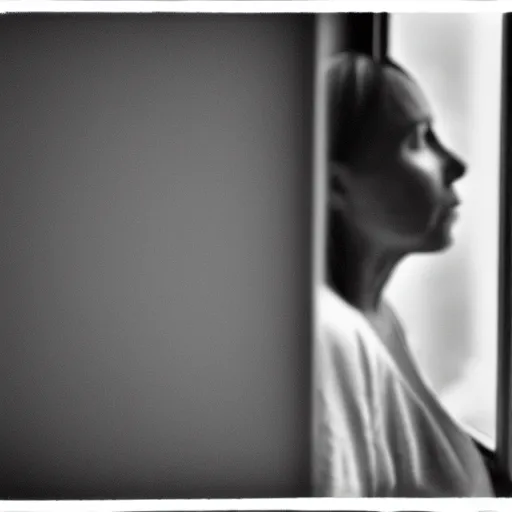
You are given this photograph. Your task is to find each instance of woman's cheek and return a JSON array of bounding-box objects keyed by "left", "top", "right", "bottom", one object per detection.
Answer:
[
  {"left": 363, "top": 186, "right": 429, "bottom": 237},
  {"left": 358, "top": 150, "right": 443, "bottom": 236},
  {"left": 384, "top": 172, "right": 440, "bottom": 234},
  {"left": 406, "top": 148, "right": 444, "bottom": 196},
  {"left": 405, "top": 148, "right": 445, "bottom": 188}
]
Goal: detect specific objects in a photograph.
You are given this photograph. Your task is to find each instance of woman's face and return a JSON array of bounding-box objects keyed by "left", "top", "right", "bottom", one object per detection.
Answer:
[{"left": 332, "top": 67, "right": 466, "bottom": 253}]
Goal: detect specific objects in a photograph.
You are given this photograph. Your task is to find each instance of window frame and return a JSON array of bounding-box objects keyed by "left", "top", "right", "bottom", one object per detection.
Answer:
[
  {"left": 383, "top": 11, "right": 511, "bottom": 494},
  {"left": 496, "top": 11, "right": 512, "bottom": 490}
]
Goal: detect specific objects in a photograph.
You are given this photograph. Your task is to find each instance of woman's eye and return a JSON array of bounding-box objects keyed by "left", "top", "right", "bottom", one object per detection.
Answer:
[
  {"left": 404, "top": 124, "right": 429, "bottom": 150},
  {"left": 404, "top": 130, "right": 420, "bottom": 150}
]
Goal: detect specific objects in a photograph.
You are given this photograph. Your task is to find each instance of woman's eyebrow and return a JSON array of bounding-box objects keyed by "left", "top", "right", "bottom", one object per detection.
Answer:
[{"left": 401, "top": 116, "right": 432, "bottom": 137}]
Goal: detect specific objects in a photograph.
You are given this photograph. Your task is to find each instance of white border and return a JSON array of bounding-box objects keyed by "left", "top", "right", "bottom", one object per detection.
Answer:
[
  {"left": 0, "top": 3, "right": 509, "bottom": 510},
  {"left": 0, "top": 1, "right": 510, "bottom": 14},
  {"left": 0, "top": 498, "right": 510, "bottom": 511}
]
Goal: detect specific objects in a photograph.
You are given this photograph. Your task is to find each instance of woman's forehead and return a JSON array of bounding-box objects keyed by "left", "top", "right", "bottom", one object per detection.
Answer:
[{"left": 378, "top": 67, "right": 432, "bottom": 134}]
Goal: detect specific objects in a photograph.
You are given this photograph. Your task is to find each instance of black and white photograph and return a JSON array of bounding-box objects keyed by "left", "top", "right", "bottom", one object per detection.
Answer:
[{"left": 1, "top": 2, "right": 512, "bottom": 510}]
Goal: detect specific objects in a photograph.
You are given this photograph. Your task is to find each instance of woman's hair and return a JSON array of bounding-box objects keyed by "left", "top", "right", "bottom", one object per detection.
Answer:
[
  {"left": 327, "top": 52, "right": 410, "bottom": 165},
  {"left": 325, "top": 53, "right": 411, "bottom": 286}
]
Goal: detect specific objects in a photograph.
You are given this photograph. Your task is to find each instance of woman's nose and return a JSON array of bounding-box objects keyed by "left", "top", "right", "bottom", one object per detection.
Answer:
[{"left": 444, "top": 152, "right": 466, "bottom": 184}]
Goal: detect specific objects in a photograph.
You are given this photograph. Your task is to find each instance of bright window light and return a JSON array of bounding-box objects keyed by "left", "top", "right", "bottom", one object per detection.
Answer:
[{"left": 388, "top": 13, "right": 502, "bottom": 449}]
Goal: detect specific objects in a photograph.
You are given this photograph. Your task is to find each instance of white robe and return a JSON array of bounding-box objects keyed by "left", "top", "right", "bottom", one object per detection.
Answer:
[{"left": 312, "top": 285, "right": 495, "bottom": 497}]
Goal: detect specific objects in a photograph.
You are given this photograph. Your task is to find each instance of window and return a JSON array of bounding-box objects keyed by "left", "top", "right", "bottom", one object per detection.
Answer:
[{"left": 387, "top": 13, "right": 503, "bottom": 451}]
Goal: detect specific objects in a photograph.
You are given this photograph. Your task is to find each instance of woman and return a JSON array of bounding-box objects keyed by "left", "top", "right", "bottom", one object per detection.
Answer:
[{"left": 313, "top": 52, "right": 495, "bottom": 497}]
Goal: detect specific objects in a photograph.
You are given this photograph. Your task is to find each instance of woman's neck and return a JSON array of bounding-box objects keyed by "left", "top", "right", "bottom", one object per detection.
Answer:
[{"left": 327, "top": 213, "right": 404, "bottom": 316}]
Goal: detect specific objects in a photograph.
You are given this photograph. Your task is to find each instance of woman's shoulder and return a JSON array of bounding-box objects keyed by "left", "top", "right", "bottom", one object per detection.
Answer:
[
  {"left": 315, "top": 285, "right": 393, "bottom": 389},
  {"left": 380, "top": 298, "right": 407, "bottom": 337},
  {"left": 316, "top": 285, "right": 360, "bottom": 340},
  {"left": 316, "top": 286, "right": 387, "bottom": 360}
]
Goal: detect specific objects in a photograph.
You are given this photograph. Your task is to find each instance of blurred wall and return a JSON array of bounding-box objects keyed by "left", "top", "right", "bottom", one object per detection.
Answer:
[{"left": 0, "top": 14, "right": 314, "bottom": 498}]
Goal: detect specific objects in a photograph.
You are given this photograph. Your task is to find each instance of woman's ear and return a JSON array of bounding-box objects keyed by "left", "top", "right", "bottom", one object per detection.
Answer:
[{"left": 328, "top": 161, "right": 351, "bottom": 213}]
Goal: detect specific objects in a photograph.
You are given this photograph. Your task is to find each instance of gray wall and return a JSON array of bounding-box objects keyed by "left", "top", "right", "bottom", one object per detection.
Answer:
[{"left": 0, "top": 14, "right": 314, "bottom": 499}]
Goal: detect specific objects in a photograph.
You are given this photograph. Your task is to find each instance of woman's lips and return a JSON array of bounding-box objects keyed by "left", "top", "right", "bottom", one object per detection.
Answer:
[{"left": 443, "top": 206, "right": 459, "bottom": 224}]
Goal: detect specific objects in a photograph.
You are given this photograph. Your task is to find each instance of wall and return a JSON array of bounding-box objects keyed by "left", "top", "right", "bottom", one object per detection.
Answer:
[{"left": 0, "top": 14, "right": 314, "bottom": 498}]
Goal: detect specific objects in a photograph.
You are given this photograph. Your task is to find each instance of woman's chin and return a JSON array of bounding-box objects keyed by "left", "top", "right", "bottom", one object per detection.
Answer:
[{"left": 418, "top": 227, "right": 455, "bottom": 253}]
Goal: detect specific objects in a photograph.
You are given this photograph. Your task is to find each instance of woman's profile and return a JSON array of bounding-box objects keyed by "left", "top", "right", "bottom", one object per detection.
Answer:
[{"left": 313, "top": 52, "right": 495, "bottom": 497}]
